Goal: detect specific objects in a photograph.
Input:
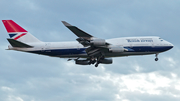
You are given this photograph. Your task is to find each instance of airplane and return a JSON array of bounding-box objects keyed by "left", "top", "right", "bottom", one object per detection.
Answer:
[{"left": 2, "top": 20, "right": 174, "bottom": 67}]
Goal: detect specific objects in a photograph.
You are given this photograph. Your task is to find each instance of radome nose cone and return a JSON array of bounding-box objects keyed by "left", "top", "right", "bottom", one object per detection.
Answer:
[
  {"left": 171, "top": 45, "right": 174, "bottom": 49},
  {"left": 169, "top": 43, "right": 174, "bottom": 49}
]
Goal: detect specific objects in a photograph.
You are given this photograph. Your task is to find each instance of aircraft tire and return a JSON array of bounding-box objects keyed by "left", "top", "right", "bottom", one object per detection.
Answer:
[
  {"left": 155, "top": 58, "right": 158, "bottom": 61},
  {"left": 95, "top": 63, "right": 99, "bottom": 67}
]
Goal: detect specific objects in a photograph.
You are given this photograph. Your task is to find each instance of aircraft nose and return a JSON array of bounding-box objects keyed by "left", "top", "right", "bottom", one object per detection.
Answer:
[{"left": 168, "top": 42, "right": 174, "bottom": 49}]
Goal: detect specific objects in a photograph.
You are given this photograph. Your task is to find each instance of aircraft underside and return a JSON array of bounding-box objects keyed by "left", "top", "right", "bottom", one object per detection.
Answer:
[{"left": 23, "top": 45, "right": 173, "bottom": 67}]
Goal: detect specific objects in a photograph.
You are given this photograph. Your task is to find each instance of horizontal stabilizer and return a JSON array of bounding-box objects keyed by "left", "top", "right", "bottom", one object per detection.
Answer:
[{"left": 7, "top": 39, "right": 33, "bottom": 48}]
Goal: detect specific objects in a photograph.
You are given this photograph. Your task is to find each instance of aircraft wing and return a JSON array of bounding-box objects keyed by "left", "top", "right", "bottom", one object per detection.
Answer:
[
  {"left": 62, "top": 21, "right": 110, "bottom": 47},
  {"left": 62, "top": 21, "right": 127, "bottom": 66},
  {"left": 62, "top": 21, "right": 93, "bottom": 38}
]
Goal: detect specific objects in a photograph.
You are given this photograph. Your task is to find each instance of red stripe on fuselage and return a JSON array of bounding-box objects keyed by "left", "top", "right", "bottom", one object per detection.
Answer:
[{"left": 14, "top": 33, "right": 27, "bottom": 40}]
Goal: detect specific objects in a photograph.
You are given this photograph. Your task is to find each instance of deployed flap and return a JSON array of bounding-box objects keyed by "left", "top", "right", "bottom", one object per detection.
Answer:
[
  {"left": 62, "top": 21, "right": 93, "bottom": 38},
  {"left": 7, "top": 39, "right": 33, "bottom": 48}
]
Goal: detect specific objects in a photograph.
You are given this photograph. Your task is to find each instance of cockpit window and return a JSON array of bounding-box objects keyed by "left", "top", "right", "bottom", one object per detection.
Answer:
[{"left": 159, "top": 38, "right": 163, "bottom": 41}]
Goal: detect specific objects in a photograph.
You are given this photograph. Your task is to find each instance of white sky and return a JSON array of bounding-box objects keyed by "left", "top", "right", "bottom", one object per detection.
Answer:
[{"left": 0, "top": 0, "right": 180, "bottom": 101}]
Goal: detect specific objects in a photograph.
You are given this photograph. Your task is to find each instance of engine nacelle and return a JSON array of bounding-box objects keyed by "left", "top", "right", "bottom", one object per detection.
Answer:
[
  {"left": 90, "top": 39, "right": 106, "bottom": 46},
  {"left": 99, "top": 58, "right": 113, "bottom": 64},
  {"left": 75, "top": 60, "right": 90, "bottom": 65},
  {"left": 109, "top": 47, "right": 127, "bottom": 53}
]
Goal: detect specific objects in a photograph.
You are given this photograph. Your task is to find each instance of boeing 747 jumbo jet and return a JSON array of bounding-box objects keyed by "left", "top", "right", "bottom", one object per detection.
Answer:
[{"left": 2, "top": 20, "right": 173, "bottom": 67}]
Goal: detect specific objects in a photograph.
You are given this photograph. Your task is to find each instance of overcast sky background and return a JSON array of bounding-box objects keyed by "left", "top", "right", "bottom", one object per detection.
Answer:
[{"left": 0, "top": 0, "right": 180, "bottom": 101}]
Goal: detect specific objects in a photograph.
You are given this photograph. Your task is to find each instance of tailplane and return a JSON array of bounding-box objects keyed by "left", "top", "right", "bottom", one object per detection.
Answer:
[
  {"left": 7, "top": 39, "right": 33, "bottom": 48},
  {"left": 2, "top": 20, "right": 41, "bottom": 43}
]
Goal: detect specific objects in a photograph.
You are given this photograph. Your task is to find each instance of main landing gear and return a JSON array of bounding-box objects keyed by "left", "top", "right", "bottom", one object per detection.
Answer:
[
  {"left": 95, "top": 63, "right": 99, "bottom": 67},
  {"left": 95, "top": 55, "right": 104, "bottom": 67},
  {"left": 89, "top": 58, "right": 96, "bottom": 65},
  {"left": 155, "top": 53, "right": 159, "bottom": 61},
  {"left": 89, "top": 58, "right": 99, "bottom": 67},
  {"left": 88, "top": 57, "right": 100, "bottom": 67},
  {"left": 90, "top": 53, "right": 105, "bottom": 67}
]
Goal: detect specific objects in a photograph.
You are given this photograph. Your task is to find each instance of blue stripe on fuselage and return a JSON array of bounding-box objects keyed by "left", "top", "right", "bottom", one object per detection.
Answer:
[
  {"left": 28, "top": 48, "right": 87, "bottom": 56},
  {"left": 27, "top": 46, "right": 173, "bottom": 57},
  {"left": 125, "top": 46, "right": 173, "bottom": 52}
]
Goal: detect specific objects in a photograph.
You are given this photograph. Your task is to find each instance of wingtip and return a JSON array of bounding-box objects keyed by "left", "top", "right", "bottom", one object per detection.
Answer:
[{"left": 62, "top": 21, "right": 72, "bottom": 26}]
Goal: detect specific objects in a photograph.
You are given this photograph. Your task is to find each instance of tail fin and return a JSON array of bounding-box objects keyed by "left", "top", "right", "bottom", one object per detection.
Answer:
[{"left": 2, "top": 20, "right": 41, "bottom": 43}]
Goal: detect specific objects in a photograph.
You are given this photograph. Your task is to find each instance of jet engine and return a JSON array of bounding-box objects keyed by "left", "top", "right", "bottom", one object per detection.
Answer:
[
  {"left": 109, "top": 47, "right": 127, "bottom": 52},
  {"left": 75, "top": 60, "right": 90, "bottom": 65},
  {"left": 99, "top": 58, "right": 113, "bottom": 64},
  {"left": 90, "top": 39, "right": 106, "bottom": 46}
]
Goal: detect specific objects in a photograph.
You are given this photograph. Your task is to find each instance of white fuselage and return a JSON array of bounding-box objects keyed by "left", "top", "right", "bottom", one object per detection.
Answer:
[{"left": 8, "top": 36, "right": 173, "bottom": 58}]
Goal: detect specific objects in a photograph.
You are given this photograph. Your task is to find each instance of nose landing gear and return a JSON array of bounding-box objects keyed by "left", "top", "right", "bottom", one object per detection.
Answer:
[{"left": 155, "top": 53, "right": 159, "bottom": 61}]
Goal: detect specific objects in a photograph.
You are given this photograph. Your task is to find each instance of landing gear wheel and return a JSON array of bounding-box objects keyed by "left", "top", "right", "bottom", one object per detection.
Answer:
[
  {"left": 95, "top": 63, "right": 99, "bottom": 67},
  {"left": 155, "top": 58, "right": 158, "bottom": 61},
  {"left": 95, "top": 61, "right": 99, "bottom": 67},
  {"left": 92, "top": 60, "right": 96, "bottom": 64},
  {"left": 155, "top": 53, "right": 159, "bottom": 61},
  {"left": 94, "top": 53, "right": 104, "bottom": 67},
  {"left": 88, "top": 58, "right": 96, "bottom": 65}
]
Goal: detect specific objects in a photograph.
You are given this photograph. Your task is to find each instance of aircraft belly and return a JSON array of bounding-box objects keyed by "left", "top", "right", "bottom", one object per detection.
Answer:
[
  {"left": 27, "top": 48, "right": 87, "bottom": 57},
  {"left": 104, "top": 52, "right": 156, "bottom": 57},
  {"left": 26, "top": 46, "right": 172, "bottom": 58}
]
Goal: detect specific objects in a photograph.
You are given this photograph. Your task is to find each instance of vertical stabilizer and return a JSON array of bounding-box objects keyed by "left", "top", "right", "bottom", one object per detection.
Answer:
[{"left": 2, "top": 20, "right": 41, "bottom": 43}]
